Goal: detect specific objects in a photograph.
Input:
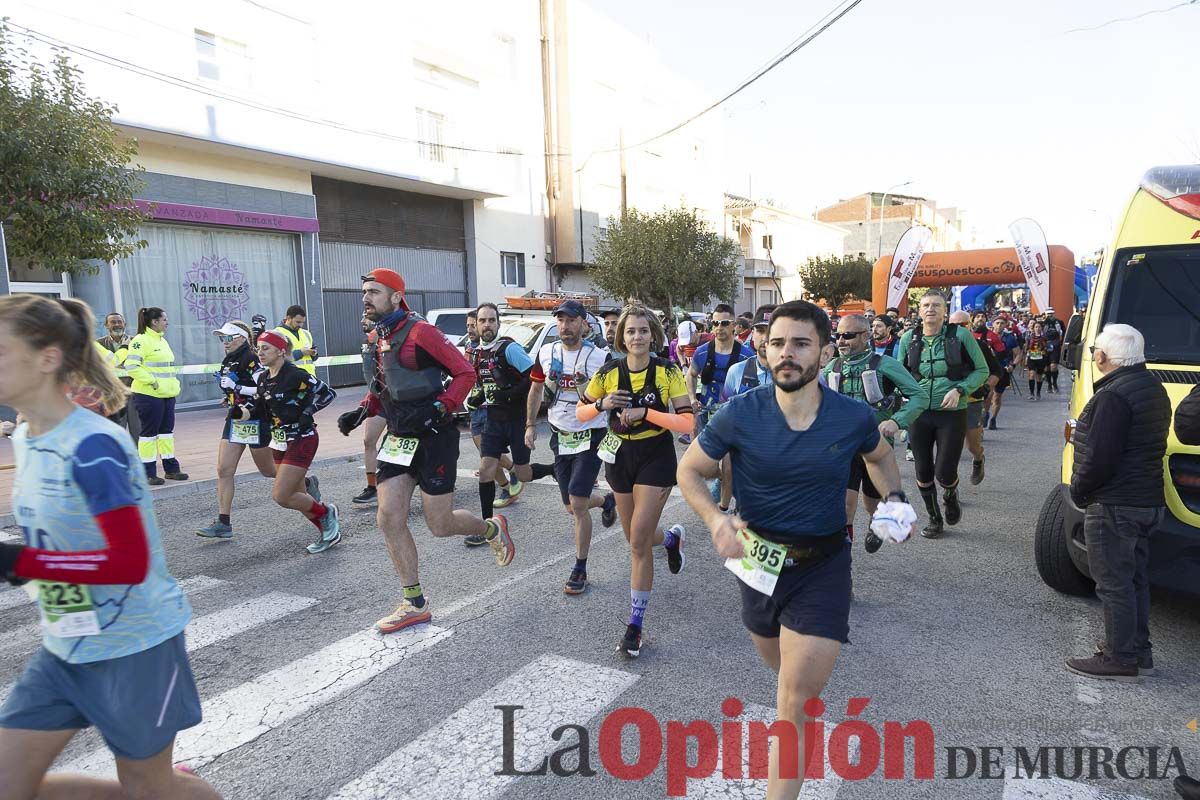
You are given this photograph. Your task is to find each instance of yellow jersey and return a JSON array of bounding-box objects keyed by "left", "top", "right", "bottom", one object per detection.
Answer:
[{"left": 583, "top": 356, "right": 688, "bottom": 440}]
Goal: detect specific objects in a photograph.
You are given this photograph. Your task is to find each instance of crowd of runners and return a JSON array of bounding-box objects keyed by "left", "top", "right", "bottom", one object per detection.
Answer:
[{"left": 0, "top": 274, "right": 1073, "bottom": 799}]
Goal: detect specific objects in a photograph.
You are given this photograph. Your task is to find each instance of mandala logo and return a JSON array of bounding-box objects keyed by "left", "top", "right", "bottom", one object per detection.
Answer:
[{"left": 183, "top": 255, "right": 249, "bottom": 328}]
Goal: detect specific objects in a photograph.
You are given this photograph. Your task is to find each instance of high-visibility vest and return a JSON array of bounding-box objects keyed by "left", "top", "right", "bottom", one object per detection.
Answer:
[
  {"left": 124, "top": 329, "right": 181, "bottom": 398},
  {"left": 274, "top": 325, "right": 316, "bottom": 376}
]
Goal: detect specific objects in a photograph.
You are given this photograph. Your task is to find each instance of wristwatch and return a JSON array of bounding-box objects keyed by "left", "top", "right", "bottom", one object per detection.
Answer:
[{"left": 595, "top": 398, "right": 605, "bottom": 413}]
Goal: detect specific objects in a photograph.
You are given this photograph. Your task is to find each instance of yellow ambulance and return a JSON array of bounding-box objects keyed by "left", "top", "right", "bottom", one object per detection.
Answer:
[{"left": 1037, "top": 165, "right": 1200, "bottom": 595}]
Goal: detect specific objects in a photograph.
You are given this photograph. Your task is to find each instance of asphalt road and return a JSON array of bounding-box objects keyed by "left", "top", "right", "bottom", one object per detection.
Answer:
[{"left": 2, "top": 374, "right": 1198, "bottom": 800}]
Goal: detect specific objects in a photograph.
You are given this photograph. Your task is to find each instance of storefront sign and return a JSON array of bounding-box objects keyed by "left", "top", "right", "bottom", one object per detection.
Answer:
[
  {"left": 134, "top": 200, "right": 319, "bottom": 233},
  {"left": 183, "top": 255, "right": 249, "bottom": 328}
]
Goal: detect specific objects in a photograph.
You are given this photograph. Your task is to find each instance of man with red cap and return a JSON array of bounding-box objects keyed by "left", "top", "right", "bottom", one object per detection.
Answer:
[{"left": 338, "top": 268, "right": 516, "bottom": 634}]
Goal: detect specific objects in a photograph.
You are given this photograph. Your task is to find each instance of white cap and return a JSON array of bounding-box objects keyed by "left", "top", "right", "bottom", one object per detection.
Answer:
[
  {"left": 677, "top": 320, "right": 697, "bottom": 345},
  {"left": 212, "top": 322, "right": 249, "bottom": 338}
]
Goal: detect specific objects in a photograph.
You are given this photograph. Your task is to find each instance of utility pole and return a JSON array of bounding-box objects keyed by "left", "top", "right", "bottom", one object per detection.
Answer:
[{"left": 619, "top": 127, "right": 627, "bottom": 219}]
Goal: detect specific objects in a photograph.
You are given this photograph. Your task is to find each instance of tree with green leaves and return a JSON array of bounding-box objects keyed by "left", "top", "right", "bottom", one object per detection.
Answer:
[
  {"left": 0, "top": 21, "right": 149, "bottom": 276},
  {"left": 588, "top": 206, "right": 739, "bottom": 313},
  {"left": 797, "top": 254, "right": 874, "bottom": 313}
]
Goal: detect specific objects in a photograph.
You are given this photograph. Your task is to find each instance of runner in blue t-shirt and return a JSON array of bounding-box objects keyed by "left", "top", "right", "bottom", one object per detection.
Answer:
[
  {"left": 678, "top": 300, "right": 916, "bottom": 800},
  {"left": 0, "top": 296, "right": 220, "bottom": 799},
  {"left": 722, "top": 304, "right": 776, "bottom": 402}
]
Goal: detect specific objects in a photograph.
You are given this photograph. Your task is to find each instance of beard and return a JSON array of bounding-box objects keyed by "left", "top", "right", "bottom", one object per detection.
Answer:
[{"left": 772, "top": 360, "right": 820, "bottom": 393}]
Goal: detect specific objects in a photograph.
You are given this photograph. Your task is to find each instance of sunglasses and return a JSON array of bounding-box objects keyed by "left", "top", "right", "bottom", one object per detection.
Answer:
[
  {"left": 217, "top": 334, "right": 243, "bottom": 343},
  {"left": 713, "top": 320, "right": 734, "bottom": 327},
  {"left": 833, "top": 330, "right": 869, "bottom": 340}
]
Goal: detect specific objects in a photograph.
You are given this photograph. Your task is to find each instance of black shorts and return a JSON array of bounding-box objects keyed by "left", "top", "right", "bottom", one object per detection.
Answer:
[
  {"left": 480, "top": 412, "right": 532, "bottom": 465},
  {"left": 995, "top": 369, "right": 1012, "bottom": 394},
  {"left": 846, "top": 454, "right": 880, "bottom": 499},
  {"left": 605, "top": 432, "right": 677, "bottom": 493},
  {"left": 739, "top": 539, "right": 852, "bottom": 643},
  {"left": 221, "top": 417, "right": 270, "bottom": 449},
  {"left": 377, "top": 424, "right": 459, "bottom": 496},
  {"left": 551, "top": 428, "right": 606, "bottom": 505},
  {"left": 1047, "top": 348, "right": 1061, "bottom": 365},
  {"left": 1027, "top": 357, "right": 1047, "bottom": 373}
]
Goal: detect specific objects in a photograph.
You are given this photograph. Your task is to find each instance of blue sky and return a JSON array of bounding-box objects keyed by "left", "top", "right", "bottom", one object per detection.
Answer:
[{"left": 599, "top": 0, "right": 1200, "bottom": 260}]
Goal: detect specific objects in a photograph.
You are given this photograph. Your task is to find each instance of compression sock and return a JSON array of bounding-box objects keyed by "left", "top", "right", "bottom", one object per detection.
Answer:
[
  {"left": 1036, "top": 382, "right": 1043, "bottom": 398},
  {"left": 530, "top": 463, "right": 555, "bottom": 481},
  {"left": 919, "top": 485, "right": 938, "bottom": 517},
  {"left": 366, "top": 472, "right": 377, "bottom": 488},
  {"left": 574, "top": 557, "right": 588, "bottom": 573},
  {"left": 1029, "top": 379, "right": 1036, "bottom": 395},
  {"left": 629, "top": 590, "right": 650, "bottom": 628},
  {"left": 219, "top": 513, "right": 231, "bottom": 526},
  {"left": 1051, "top": 372, "right": 1060, "bottom": 391},
  {"left": 479, "top": 481, "right": 496, "bottom": 519},
  {"left": 308, "top": 501, "right": 327, "bottom": 528},
  {"left": 403, "top": 583, "right": 426, "bottom": 609}
]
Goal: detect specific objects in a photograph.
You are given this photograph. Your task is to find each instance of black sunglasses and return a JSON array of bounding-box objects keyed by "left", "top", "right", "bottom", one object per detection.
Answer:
[
  {"left": 712, "top": 320, "right": 734, "bottom": 327},
  {"left": 833, "top": 330, "right": 869, "bottom": 340}
]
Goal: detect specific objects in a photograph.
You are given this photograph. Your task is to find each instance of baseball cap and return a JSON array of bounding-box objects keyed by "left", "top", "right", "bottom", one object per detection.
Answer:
[
  {"left": 553, "top": 299, "right": 587, "bottom": 318},
  {"left": 752, "top": 308, "right": 773, "bottom": 327},
  {"left": 256, "top": 330, "right": 289, "bottom": 353},
  {"left": 361, "top": 268, "right": 411, "bottom": 310},
  {"left": 677, "top": 319, "right": 697, "bottom": 345},
  {"left": 875, "top": 314, "right": 894, "bottom": 329},
  {"left": 212, "top": 321, "right": 250, "bottom": 338}
]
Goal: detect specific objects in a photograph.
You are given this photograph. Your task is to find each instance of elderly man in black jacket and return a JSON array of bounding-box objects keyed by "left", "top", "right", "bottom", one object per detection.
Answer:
[{"left": 1066, "top": 324, "right": 1170, "bottom": 683}]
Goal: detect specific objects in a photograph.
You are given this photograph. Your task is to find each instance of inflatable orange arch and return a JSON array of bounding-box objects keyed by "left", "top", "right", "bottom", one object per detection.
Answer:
[{"left": 871, "top": 245, "right": 1076, "bottom": 315}]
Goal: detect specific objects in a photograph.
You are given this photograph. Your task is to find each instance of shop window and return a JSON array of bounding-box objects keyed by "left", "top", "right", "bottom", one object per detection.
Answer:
[{"left": 501, "top": 252, "right": 525, "bottom": 288}]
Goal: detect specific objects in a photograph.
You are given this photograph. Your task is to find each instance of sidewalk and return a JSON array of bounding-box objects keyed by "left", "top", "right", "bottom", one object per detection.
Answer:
[{"left": 0, "top": 392, "right": 373, "bottom": 526}]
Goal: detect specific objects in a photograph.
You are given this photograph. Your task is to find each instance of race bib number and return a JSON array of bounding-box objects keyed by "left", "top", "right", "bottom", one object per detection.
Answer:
[
  {"left": 229, "top": 420, "right": 261, "bottom": 445},
  {"left": 597, "top": 432, "right": 623, "bottom": 464},
  {"left": 378, "top": 434, "right": 419, "bottom": 466},
  {"left": 36, "top": 581, "right": 100, "bottom": 638},
  {"left": 269, "top": 426, "right": 288, "bottom": 452},
  {"left": 557, "top": 429, "right": 591, "bottom": 456},
  {"left": 724, "top": 528, "right": 786, "bottom": 596}
]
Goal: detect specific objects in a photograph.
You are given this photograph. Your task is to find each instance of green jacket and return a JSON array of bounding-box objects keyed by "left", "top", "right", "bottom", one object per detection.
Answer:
[
  {"left": 821, "top": 350, "right": 924, "bottom": 430},
  {"left": 896, "top": 323, "right": 989, "bottom": 412}
]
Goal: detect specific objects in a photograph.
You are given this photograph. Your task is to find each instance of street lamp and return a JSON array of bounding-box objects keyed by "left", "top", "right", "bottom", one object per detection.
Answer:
[{"left": 877, "top": 180, "right": 913, "bottom": 259}]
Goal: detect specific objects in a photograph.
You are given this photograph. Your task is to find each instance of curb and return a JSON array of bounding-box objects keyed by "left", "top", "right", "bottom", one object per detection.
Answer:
[{"left": 0, "top": 452, "right": 366, "bottom": 531}]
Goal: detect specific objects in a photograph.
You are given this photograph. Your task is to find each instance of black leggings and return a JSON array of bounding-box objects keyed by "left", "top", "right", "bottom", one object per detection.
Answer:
[{"left": 909, "top": 409, "right": 968, "bottom": 487}]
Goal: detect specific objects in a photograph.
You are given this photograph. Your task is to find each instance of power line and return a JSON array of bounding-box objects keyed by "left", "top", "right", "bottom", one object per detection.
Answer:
[{"left": 1063, "top": 0, "right": 1197, "bottom": 34}]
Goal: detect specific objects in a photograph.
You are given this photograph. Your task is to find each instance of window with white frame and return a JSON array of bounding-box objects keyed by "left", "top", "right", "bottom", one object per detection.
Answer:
[
  {"left": 194, "top": 29, "right": 252, "bottom": 88},
  {"left": 501, "top": 252, "right": 525, "bottom": 288},
  {"left": 416, "top": 108, "right": 447, "bottom": 163}
]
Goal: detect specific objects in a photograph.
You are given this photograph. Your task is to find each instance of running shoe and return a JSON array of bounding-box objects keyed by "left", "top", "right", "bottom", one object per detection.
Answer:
[
  {"left": 943, "top": 490, "right": 962, "bottom": 526},
  {"left": 970, "top": 458, "right": 985, "bottom": 486},
  {"left": 488, "top": 515, "right": 515, "bottom": 566},
  {"left": 677, "top": 434, "right": 692, "bottom": 445},
  {"left": 864, "top": 531, "right": 883, "bottom": 554},
  {"left": 600, "top": 492, "right": 617, "bottom": 528},
  {"left": 164, "top": 472, "right": 189, "bottom": 481},
  {"left": 493, "top": 484, "right": 518, "bottom": 508},
  {"left": 506, "top": 473, "right": 524, "bottom": 500},
  {"left": 563, "top": 569, "right": 588, "bottom": 595},
  {"left": 988, "top": 418, "right": 998, "bottom": 431},
  {"left": 196, "top": 520, "right": 233, "bottom": 539},
  {"left": 375, "top": 598, "right": 432, "bottom": 634},
  {"left": 352, "top": 485, "right": 377, "bottom": 505},
  {"left": 617, "top": 623, "right": 642, "bottom": 658},
  {"left": 305, "top": 475, "right": 321, "bottom": 503},
  {"left": 307, "top": 503, "right": 341, "bottom": 554},
  {"left": 464, "top": 534, "right": 488, "bottom": 547},
  {"left": 664, "top": 524, "right": 685, "bottom": 574}
]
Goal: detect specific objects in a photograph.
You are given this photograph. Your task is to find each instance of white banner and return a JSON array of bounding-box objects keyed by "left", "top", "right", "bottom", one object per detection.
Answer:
[
  {"left": 1009, "top": 217, "right": 1051, "bottom": 312},
  {"left": 885, "top": 226, "right": 933, "bottom": 311}
]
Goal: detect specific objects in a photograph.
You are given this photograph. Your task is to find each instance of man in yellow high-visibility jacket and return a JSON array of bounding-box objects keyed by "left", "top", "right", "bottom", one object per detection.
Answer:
[{"left": 274, "top": 304, "right": 317, "bottom": 377}]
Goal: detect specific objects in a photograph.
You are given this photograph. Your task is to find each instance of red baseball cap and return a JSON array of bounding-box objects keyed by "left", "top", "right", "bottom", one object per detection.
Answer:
[{"left": 361, "top": 268, "right": 411, "bottom": 311}]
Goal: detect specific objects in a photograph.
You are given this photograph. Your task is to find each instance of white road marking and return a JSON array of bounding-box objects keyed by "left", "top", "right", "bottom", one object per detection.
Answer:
[
  {"left": 326, "top": 653, "right": 638, "bottom": 800},
  {"left": 183, "top": 591, "right": 318, "bottom": 650},
  {"left": 59, "top": 624, "right": 453, "bottom": 776},
  {"left": 688, "top": 703, "right": 856, "bottom": 800},
  {"left": 1002, "top": 774, "right": 1154, "bottom": 799}
]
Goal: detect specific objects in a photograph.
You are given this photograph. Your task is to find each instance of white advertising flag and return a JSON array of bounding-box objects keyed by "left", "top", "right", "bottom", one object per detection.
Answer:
[
  {"left": 885, "top": 226, "right": 933, "bottom": 311},
  {"left": 1009, "top": 218, "right": 1051, "bottom": 312}
]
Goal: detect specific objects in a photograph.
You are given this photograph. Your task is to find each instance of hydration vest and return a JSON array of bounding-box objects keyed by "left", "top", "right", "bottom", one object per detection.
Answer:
[
  {"left": 471, "top": 337, "right": 528, "bottom": 409},
  {"left": 905, "top": 323, "right": 970, "bottom": 381},
  {"left": 828, "top": 353, "right": 901, "bottom": 412},
  {"left": 362, "top": 316, "right": 444, "bottom": 405},
  {"left": 739, "top": 360, "right": 764, "bottom": 392},
  {"left": 699, "top": 343, "right": 745, "bottom": 387},
  {"left": 610, "top": 356, "right": 669, "bottom": 435}
]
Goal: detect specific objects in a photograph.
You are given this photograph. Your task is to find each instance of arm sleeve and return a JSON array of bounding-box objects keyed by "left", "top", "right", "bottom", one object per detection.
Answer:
[
  {"left": 697, "top": 401, "right": 735, "bottom": 461},
  {"left": 13, "top": 434, "right": 149, "bottom": 585},
  {"left": 959, "top": 327, "right": 990, "bottom": 395},
  {"left": 414, "top": 324, "right": 475, "bottom": 411},
  {"left": 1071, "top": 393, "right": 1132, "bottom": 501},
  {"left": 645, "top": 408, "right": 694, "bottom": 433},
  {"left": 360, "top": 391, "right": 382, "bottom": 418}
]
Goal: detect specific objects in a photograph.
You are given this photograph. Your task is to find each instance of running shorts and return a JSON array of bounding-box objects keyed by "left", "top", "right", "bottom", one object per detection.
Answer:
[
  {"left": 377, "top": 424, "right": 459, "bottom": 496},
  {"left": 604, "top": 432, "right": 677, "bottom": 493},
  {"left": 0, "top": 633, "right": 201, "bottom": 760},
  {"left": 479, "top": 413, "right": 532, "bottom": 465},
  {"left": 221, "top": 417, "right": 270, "bottom": 449},
  {"left": 1027, "top": 356, "right": 1047, "bottom": 373},
  {"left": 965, "top": 401, "right": 986, "bottom": 430},
  {"left": 739, "top": 539, "right": 852, "bottom": 643},
  {"left": 995, "top": 369, "right": 1011, "bottom": 394},
  {"left": 846, "top": 454, "right": 881, "bottom": 499},
  {"left": 469, "top": 407, "right": 487, "bottom": 438},
  {"left": 272, "top": 430, "right": 319, "bottom": 470},
  {"left": 551, "top": 428, "right": 605, "bottom": 505}
]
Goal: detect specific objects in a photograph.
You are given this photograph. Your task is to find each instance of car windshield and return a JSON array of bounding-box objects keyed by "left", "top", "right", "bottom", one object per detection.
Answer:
[
  {"left": 1102, "top": 245, "right": 1200, "bottom": 364},
  {"left": 432, "top": 312, "right": 467, "bottom": 337}
]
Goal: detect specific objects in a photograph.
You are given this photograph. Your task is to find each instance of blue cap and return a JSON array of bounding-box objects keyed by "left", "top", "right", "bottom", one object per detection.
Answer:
[{"left": 553, "top": 299, "right": 587, "bottom": 318}]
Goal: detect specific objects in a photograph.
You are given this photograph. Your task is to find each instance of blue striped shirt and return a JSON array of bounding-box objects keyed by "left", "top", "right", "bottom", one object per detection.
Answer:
[{"left": 698, "top": 384, "right": 881, "bottom": 539}]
